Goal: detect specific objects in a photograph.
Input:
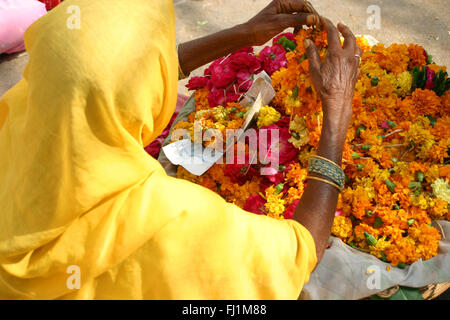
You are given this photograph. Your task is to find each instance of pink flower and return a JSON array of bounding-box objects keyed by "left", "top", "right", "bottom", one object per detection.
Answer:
[
  {"left": 258, "top": 44, "right": 288, "bottom": 75},
  {"left": 224, "top": 156, "right": 258, "bottom": 185},
  {"left": 209, "top": 61, "right": 237, "bottom": 88},
  {"left": 284, "top": 199, "right": 299, "bottom": 219},
  {"left": 381, "top": 121, "right": 389, "bottom": 130},
  {"left": 236, "top": 70, "right": 254, "bottom": 92},
  {"left": 259, "top": 124, "right": 298, "bottom": 165},
  {"left": 425, "top": 67, "right": 436, "bottom": 90},
  {"left": 208, "top": 87, "right": 241, "bottom": 107},
  {"left": 273, "top": 32, "right": 295, "bottom": 44},
  {"left": 186, "top": 76, "right": 209, "bottom": 90},
  {"left": 244, "top": 194, "right": 267, "bottom": 215},
  {"left": 229, "top": 52, "right": 261, "bottom": 74}
]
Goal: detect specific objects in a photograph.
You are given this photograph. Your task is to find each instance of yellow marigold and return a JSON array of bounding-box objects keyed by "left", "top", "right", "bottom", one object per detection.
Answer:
[
  {"left": 286, "top": 163, "right": 308, "bottom": 188},
  {"left": 429, "top": 198, "right": 448, "bottom": 220},
  {"left": 368, "top": 236, "right": 392, "bottom": 259},
  {"left": 298, "top": 148, "right": 316, "bottom": 167},
  {"left": 427, "top": 64, "right": 447, "bottom": 74},
  {"left": 388, "top": 71, "right": 413, "bottom": 97},
  {"left": 431, "top": 178, "right": 450, "bottom": 203},
  {"left": 408, "top": 224, "right": 441, "bottom": 261},
  {"left": 400, "top": 117, "right": 435, "bottom": 160},
  {"left": 360, "top": 61, "right": 387, "bottom": 79},
  {"left": 425, "top": 164, "right": 440, "bottom": 182},
  {"left": 411, "top": 194, "right": 430, "bottom": 210},
  {"left": 265, "top": 186, "right": 286, "bottom": 218},
  {"left": 288, "top": 116, "right": 310, "bottom": 149},
  {"left": 385, "top": 236, "right": 419, "bottom": 266},
  {"left": 411, "top": 89, "right": 441, "bottom": 117},
  {"left": 194, "top": 88, "right": 210, "bottom": 111},
  {"left": 430, "top": 138, "right": 450, "bottom": 163},
  {"left": 331, "top": 216, "right": 353, "bottom": 239},
  {"left": 285, "top": 187, "right": 303, "bottom": 204},
  {"left": 407, "top": 44, "right": 427, "bottom": 69},
  {"left": 356, "top": 36, "right": 371, "bottom": 53},
  {"left": 177, "top": 166, "right": 199, "bottom": 183},
  {"left": 257, "top": 105, "right": 281, "bottom": 128}
]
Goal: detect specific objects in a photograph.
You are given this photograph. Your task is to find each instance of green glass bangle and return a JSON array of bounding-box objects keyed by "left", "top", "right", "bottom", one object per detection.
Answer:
[{"left": 308, "top": 156, "right": 345, "bottom": 190}]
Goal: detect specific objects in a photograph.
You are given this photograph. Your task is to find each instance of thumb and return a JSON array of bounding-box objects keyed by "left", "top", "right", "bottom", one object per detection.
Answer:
[{"left": 303, "top": 39, "right": 321, "bottom": 73}]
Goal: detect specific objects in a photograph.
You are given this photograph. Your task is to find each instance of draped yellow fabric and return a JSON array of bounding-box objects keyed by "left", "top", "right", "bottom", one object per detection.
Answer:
[{"left": 0, "top": 0, "right": 317, "bottom": 299}]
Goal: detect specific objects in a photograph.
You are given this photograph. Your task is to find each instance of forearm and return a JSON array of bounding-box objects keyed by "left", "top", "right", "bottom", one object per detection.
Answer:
[
  {"left": 293, "top": 102, "right": 350, "bottom": 263},
  {"left": 178, "top": 24, "right": 252, "bottom": 75}
]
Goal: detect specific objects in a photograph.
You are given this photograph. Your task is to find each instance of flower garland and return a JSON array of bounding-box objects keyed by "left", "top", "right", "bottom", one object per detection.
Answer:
[{"left": 175, "top": 28, "right": 450, "bottom": 267}]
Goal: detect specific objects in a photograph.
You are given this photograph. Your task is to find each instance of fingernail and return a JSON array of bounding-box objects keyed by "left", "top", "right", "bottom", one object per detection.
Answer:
[
  {"left": 306, "top": 14, "right": 316, "bottom": 25},
  {"left": 303, "top": 39, "right": 311, "bottom": 49}
]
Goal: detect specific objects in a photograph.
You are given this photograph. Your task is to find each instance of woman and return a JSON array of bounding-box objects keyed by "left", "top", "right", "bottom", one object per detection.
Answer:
[{"left": 0, "top": 0, "right": 361, "bottom": 299}]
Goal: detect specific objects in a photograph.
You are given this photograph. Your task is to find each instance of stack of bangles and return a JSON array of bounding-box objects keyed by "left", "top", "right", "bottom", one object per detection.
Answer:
[{"left": 306, "top": 155, "right": 345, "bottom": 192}]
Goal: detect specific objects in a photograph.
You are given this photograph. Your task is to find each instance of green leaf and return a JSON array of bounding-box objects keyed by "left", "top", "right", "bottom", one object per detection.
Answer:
[
  {"left": 385, "top": 180, "right": 396, "bottom": 193},
  {"left": 408, "top": 219, "right": 416, "bottom": 226},
  {"left": 417, "top": 171, "right": 425, "bottom": 183},
  {"left": 274, "top": 183, "right": 285, "bottom": 194},
  {"left": 371, "top": 76, "right": 379, "bottom": 86},
  {"left": 292, "top": 86, "right": 299, "bottom": 99},
  {"left": 425, "top": 115, "right": 437, "bottom": 127},
  {"left": 433, "top": 70, "right": 450, "bottom": 96},
  {"left": 352, "top": 152, "right": 361, "bottom": 160},
  {"left": 361, "top": 144, "right": 371, "bottom": 151},
  {"left": 236, "top": 111, "right": 246, "bottom": 118},
  {"left": 356, "top": 164, "right": 365, "bottom": 171},
  {"left": 291, "top": 131, "right": 300, "bottom": 139},
  {"left": 386, "top": 287, "right": 424, "bottom": 300},
  {"left": 276, "top": 36, "right": 297, "bottom": 52},
  {"left": 356, "top": 125, "right": 366, "bottom": 136},
  {"left": 364, "top": 232, "right": 377, "bottom": 246},
  {"left": 366, "top": 209, "right": 374, "bottom": 217},
  {"left": 374, "top": 217, "right": 384, "bottom": 228},
  {"left": 427, "top": 53, "right": 433, "bottom": 65},
  {"left": 380, "top": 252, "right": 389, "bottom": 263},
  {"left": 387, "top": 120, "right": 397, "bottom": 128},
  {"left": 391, "top": 158, "right": 398, "bottom": 163},
  {"left": 397, "top": 262, "right": 407, "bottom": 269},
  {"left": 408, "top": 181, "right": 422, "bottom": 189},
  {"left": 197, "top": 20, "right": 209, "bottom": 26},
  {"left": 278, "top": 165, "right": 286, "bottom": 172},
  {"left": 298, "top": 54, "right": 307, "bottom": 63}
]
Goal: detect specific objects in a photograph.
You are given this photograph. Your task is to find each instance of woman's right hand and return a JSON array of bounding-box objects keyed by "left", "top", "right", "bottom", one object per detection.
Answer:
[{"left": 304, "top": 17, "right": 362, "bottom": 129}]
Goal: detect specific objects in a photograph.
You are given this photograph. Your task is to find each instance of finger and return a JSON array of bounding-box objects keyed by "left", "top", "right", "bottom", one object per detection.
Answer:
[
  {"left": 337, "top": 22, "right": 356, "bottom": 53},
  {"left": 356, "top": 45, "right": 363, "bottom": 56},
  {"left": 275, "top": 0, "right": 307, "bottom": 14},
  {"left": 280, "top": 13, "right": 318, "bottom": 29},
  {"left": 303, "top": 39, "right": 321, "bottom": 74},
  {"left": 320, "top": 17, "right": 341, "bottom": 50}
]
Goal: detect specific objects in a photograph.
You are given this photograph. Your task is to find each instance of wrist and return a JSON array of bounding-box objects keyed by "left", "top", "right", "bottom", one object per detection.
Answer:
[
  {"left": 322, "top": 100, "right": 352, "bottom": 129},
  {"left": 236, "top": 22, "right": 256, "bottom": 46},
  {"left": 317, "top": 123, "right": 348, "bottom": 166}
]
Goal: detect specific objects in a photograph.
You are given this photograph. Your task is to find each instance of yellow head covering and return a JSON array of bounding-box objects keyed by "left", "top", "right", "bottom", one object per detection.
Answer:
[{"left": 0, "top": 0, "right": 316, "bottom": 299}]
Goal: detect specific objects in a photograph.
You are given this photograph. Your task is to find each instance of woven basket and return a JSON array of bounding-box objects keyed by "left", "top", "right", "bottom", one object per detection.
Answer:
[{"left": 374, "top": 281, "right": 450, "bottom": 300}]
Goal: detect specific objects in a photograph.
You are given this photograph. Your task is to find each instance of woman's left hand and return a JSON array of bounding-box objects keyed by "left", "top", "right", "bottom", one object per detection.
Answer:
[{"left": 245, "top": 0, "right": 319, "bottom": 46}]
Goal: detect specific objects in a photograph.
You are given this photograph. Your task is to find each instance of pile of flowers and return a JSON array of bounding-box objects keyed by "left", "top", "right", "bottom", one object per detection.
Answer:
[{"left": 172, "top": 28, "right": 450, "bottom": 267}]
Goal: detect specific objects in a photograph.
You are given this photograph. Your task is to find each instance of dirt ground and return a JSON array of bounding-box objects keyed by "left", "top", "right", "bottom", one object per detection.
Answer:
[{"left": 1, "top": 0, "right": 449, "bottom": 97}]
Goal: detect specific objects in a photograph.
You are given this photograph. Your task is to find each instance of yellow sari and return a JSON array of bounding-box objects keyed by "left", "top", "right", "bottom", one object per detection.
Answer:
[{"left": 0, "top": 0, "right": 316, "bottom": 299}]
